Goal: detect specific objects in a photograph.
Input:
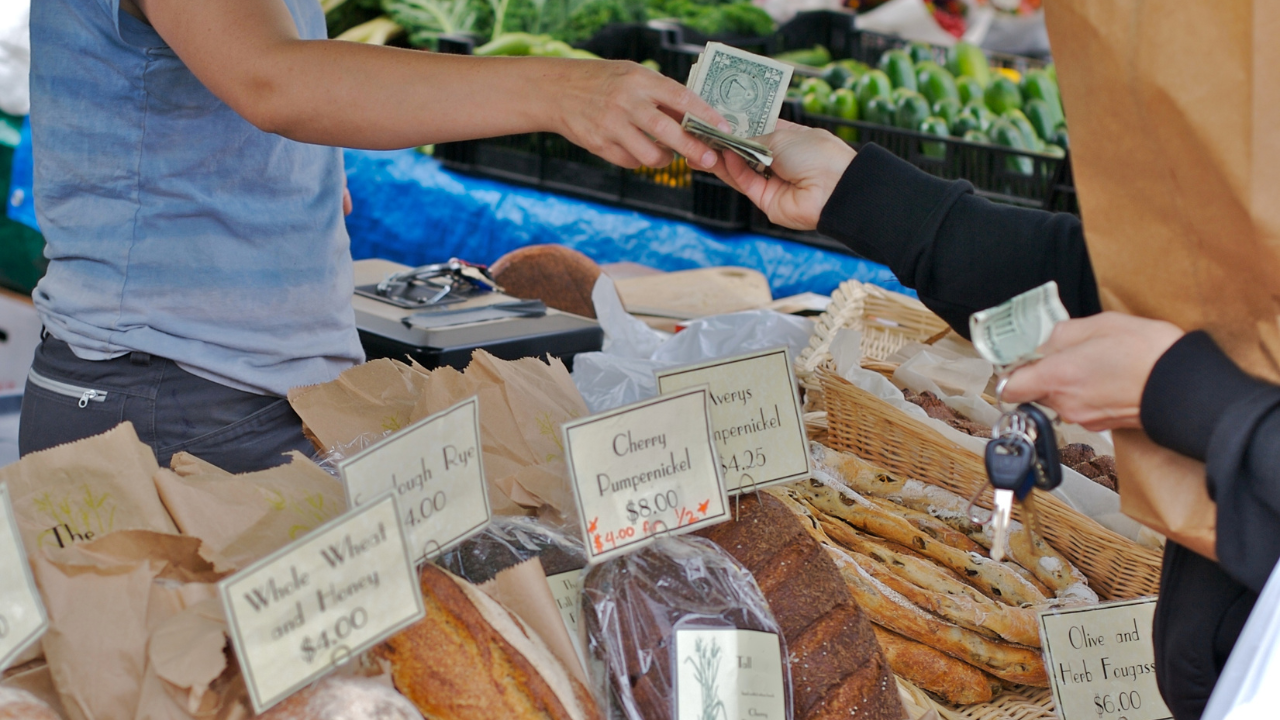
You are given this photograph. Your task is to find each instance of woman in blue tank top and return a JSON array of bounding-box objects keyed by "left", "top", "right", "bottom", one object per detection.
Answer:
[{"left": 20, "top": 0, "right": 727, "bottom": 472}]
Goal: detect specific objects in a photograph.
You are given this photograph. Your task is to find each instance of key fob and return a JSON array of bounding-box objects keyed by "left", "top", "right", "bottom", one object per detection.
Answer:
[
  {"left": 1018, "top": 403, "right": 1062, "bottom": 491},
  {"left": 984, "top": 435, "right": 1037, "bottom": 500}
]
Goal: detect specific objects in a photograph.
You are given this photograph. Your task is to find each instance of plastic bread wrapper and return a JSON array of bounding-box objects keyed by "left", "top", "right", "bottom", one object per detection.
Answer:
[{"left": 581, "top": 535, "right": 793, "bottom": 720}]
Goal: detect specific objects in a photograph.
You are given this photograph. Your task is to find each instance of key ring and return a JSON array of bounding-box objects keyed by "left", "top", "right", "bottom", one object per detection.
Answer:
[{"left": 965, "top": 483, "right": 993, "bottom": 526}]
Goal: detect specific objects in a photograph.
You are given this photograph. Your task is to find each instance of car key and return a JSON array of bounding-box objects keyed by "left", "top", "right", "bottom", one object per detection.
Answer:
[
  {"left": 984, "top": 434, "right": 1036, "bottom": 562},
  {"left": 1015, "top": 403, "right": 1061, "bottom": 539}
]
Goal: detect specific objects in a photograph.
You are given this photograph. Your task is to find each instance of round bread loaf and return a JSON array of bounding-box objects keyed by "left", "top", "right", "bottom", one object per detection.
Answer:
[
  {"left": 490, "top": 245, "right": 602, "bottom": 318},
  {"left": 0, "top": 686, "right": 61, "bottom": 720},
  {"left": 258, "top": 676, "right": 423, "bottom": 720}
]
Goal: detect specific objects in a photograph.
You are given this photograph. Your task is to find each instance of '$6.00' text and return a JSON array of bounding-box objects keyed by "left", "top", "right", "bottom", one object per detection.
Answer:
[{"left": 299, "top": 607, "right": 369, "bottom": 664}]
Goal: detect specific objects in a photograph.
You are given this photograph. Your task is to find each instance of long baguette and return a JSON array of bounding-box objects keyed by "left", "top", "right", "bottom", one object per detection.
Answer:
[
  {"left": 794, "top": 479, "right": 1047, "bottom": 607},
  {"left": 810, "top": 444, "right": 1095, "bottom": 603},
  {"left": 826, "top": 545, "right": 1049, "bottom": 687},
  {"left": 816, "top": 516, "right": 991, "bottom": 606},
  {"left": 846, "top": 548, "right": 1042, "bottom": 647},
  {"left": 871, "top": 626, "right": 1003, "bottom": 705}
]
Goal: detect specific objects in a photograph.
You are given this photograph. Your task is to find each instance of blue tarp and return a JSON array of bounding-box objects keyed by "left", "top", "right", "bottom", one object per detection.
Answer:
[
  {"left": 6, "top": 129, "right": 913, "bottom": 299},
  {"left": 343, "top": 149, "right": 913, "bottom": 299}
]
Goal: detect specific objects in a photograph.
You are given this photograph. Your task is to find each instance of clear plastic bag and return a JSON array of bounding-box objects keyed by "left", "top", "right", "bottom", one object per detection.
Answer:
[
  {"left": 582, "top": 535, "right": 793, "bottom": 720},
  {"left": 437, "top": 515, "right": 587, "bottom": 583}
]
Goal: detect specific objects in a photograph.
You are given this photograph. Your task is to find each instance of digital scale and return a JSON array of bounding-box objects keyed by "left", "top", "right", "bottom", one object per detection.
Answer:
[{"left": 352, "top": 258, "right": 603, "bottom": 370}]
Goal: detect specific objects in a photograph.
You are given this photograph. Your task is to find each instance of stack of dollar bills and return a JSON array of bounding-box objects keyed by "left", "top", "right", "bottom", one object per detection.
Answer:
[{"left": 682, "top": 42, "right": 793, "bottom": 174}]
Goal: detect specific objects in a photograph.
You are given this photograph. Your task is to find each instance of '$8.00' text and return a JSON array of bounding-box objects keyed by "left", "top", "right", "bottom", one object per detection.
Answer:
[{"left": 299, "top": 607, "right": 369, "bottom": 664}]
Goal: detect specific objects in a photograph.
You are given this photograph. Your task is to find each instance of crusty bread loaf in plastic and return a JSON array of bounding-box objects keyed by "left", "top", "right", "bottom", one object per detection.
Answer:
[{"left": 258, "top": 676, "right": 423, "bottom": 720}]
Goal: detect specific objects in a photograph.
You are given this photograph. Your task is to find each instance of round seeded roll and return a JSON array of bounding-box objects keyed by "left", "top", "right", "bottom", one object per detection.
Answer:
[
  {"left": 0, "top": 686, "right": 61, "bottom": 720},
  {"left": 490, "top": 245, "right": 602, "bottom": 318}
]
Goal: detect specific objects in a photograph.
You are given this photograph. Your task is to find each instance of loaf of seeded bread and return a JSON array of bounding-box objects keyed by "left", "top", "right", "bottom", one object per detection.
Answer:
[
  {"left": 378, "top": 564, "right": 601, "bottom": 720},
  {"left": 695, "top": 492, "right": 904, "bottom": 720}
]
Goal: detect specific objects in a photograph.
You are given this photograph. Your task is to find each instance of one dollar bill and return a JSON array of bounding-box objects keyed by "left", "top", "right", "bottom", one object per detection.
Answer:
[
  {"left": 969, "top": 281, "right": 1070, "bottom": 367},
  {"left": 684, "top": 42, "right": 792, "bottom": 173}
]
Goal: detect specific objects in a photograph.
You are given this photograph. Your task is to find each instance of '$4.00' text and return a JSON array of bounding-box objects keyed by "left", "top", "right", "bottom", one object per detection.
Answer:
[
  {"left": 589, "top": 496, "right": 713, "bottom": 553},
  {"left": 299, "top": 607, "right": 369, "bottom": 664}
]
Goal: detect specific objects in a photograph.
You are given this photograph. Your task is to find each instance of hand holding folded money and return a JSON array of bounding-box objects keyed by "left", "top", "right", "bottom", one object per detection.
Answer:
[
  {"left": 970, "top": 282, "right": 1070, "bottom": 368},
  {"left": 682, "top": 42, "right": 793, "bottom": 174}
]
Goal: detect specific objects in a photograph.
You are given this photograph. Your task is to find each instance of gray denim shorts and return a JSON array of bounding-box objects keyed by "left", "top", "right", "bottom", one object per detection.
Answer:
[{"left": 19, "top": 337, "right": 315, "bottom": 473}]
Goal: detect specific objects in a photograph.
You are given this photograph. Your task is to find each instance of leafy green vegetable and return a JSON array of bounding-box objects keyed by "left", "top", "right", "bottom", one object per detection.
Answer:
[
  {"left": 382, "top": 0, "right": 479, "bottom": 45},
  {"left": 326, "top": 0, "right": 384, "bottom": 37}
]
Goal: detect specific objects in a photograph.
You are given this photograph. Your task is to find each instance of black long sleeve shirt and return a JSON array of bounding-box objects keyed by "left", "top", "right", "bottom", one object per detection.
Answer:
[{"left": 815, "top": 144, "right": 1280, "bottom": 717}]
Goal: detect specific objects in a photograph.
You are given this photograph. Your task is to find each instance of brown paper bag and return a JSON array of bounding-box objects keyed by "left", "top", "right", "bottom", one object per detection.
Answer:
[
  {"left": 154, "top": 451, "right": 347, "bottom": 568},
  {"left": 30, "top": 531, "right": 232, "bottom": 720},
  {"left": 136, "top": 597, "right": 250, "bottom": 720},
  {"left": 0, "top": 422, "right": 177, "bottom": 557},
  {"left": 479, "top": 557, "right": 588, "bottom": 687},
  {"left": 1043, "top": 0, "right": 1280, "bottom": 558},
  {"left": 286, "top": 358, "right": 433, "bottom": 452},
  {"left": 288, "top": 351, "right": 590, "bottom": 525}
]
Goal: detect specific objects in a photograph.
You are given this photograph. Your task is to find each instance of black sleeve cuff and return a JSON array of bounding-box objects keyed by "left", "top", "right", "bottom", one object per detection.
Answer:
[
  {"left": 1140, "top": 331, "right": 1270, "bottom": 462},
  {"left": 816, "top": 143, "right": 972, "bottom": 270}
]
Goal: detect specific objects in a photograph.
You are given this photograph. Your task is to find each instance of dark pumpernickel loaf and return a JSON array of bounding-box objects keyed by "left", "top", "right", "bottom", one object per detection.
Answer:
[{"left": 697, "top": 492, "right": 903, "bottom": 720}]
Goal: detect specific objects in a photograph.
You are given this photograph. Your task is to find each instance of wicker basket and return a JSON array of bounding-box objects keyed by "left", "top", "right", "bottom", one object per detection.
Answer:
[
  {"left": 796, "top": 280, "right": 950, "bottom": 411},
  {"left": 819, "top": 367, "right": 1163, "bottom": 719},
  {"left": 819, "top": 367, "right": 1161, "bottom": 600}
]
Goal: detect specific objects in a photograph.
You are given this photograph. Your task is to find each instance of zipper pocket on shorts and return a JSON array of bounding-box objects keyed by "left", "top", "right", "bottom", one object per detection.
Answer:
[{"left": 27, "top": 369, "right": 110, "bottom": 408}]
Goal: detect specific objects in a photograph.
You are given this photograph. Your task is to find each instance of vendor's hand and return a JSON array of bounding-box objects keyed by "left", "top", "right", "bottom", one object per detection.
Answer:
[
  {"left": 551, "top": 60, "right": 728, "bottom": 171},
  {"left": 1001, "top": 312, "right": 1185, "bottom": 431},
  {"left": 711, "top": 120, "right": 856, "bottom": 231}
]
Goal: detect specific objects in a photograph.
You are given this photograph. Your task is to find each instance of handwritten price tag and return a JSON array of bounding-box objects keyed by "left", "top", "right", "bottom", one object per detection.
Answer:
[
  {"left": 220, "top": 493, "right": 424, "bottom": 713},
  {"left": 339, "top": 397, "right": 490, "bottom": 565},
  {"left": 562, "top": 386, "right": 728, "bottom": 564},
  {"left": 0, "top": 483, "right": 47, "bottom": 672},
  {"left": 656, "top": 347, "right": 809, "bottom": 494},
  {"left": 1039, "top": 597, "right": 1171, "bottom": 720}
]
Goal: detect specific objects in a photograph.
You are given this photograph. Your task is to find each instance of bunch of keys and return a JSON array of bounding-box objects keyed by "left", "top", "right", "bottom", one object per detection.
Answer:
[{"left": 972, "top": 383, "right": 1063, "bottom": 562}]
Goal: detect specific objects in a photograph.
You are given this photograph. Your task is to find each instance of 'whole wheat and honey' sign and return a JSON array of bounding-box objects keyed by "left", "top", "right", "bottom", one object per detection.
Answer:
[
  {"left": 656, "top": 347, "right": 810, "bottom": 494},
  {"left": 220, "top": 493, "right": 424, "bottom": 713},
  {"left": 562, "top": 386, "right": 728, "bottom": 563},
  {"left": 1039, "top": 597, "right": 1171, "bottom": 720}
]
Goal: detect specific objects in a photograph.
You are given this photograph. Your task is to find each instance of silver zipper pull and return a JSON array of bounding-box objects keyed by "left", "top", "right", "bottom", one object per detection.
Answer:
[{"left": 79, "top": 390, "right": 97, "bottom": 408}]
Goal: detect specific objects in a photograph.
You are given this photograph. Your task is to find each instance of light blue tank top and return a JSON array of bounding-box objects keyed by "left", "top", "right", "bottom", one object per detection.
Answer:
[{"left": 29, "top": 0, "right": 364, "bottom": 396}]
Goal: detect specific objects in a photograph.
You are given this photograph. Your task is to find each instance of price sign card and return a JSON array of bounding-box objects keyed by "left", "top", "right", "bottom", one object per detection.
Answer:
[
  {"left": 675, "top": 627, "right": 787, "bottom": 720},
  {"left": 0, "top": 483, "right": 47, "bottom": 672},
  {"left": 1039, "top": 597, "right": 1171, "bottom": 720},
  {"left": 656, "top": 347, "right": 810, "bottom": 494},
  {"left": 339, "top": 397, "right": 490, "bottom": 565},
  {"left": 562, "top": 386, "right": 729, "bottom": 563},
  {"left": 220, "top": 493, "right": 425, "bottom": 713}
]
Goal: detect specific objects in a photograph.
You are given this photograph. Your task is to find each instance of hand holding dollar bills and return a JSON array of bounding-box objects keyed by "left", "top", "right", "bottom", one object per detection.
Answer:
[
  {"left": 970, "top": 281, "right": 1070, "bottom": 368},
  {"left": 682, "top": 42, "right": 793, "bottom": 173}
]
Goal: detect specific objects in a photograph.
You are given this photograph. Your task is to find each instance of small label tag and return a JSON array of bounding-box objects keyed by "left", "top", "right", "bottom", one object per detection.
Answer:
[
  {"left": 562, "top": 387, "right": 729, "bottom": 563},
  {"left": 1039, "top": 597, "right": 1171, "bottom": 720},
  {"left": 656, "top": 347, "right": 810, "bottom": 494},
  {"left": 546, "top": 569, "right": 586, "bottom": 669},
  {"left": 220, "top": 493, "right": 425, "bottom": 713},
  {"left": 339, "top": 397, "right": 490, "bottom": 564},
  {"left": 0, "top": 483, "right": 47, "bottom": 672},
  {"left": 674, "top": 627, "right": 787, "bottom": 720}
]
